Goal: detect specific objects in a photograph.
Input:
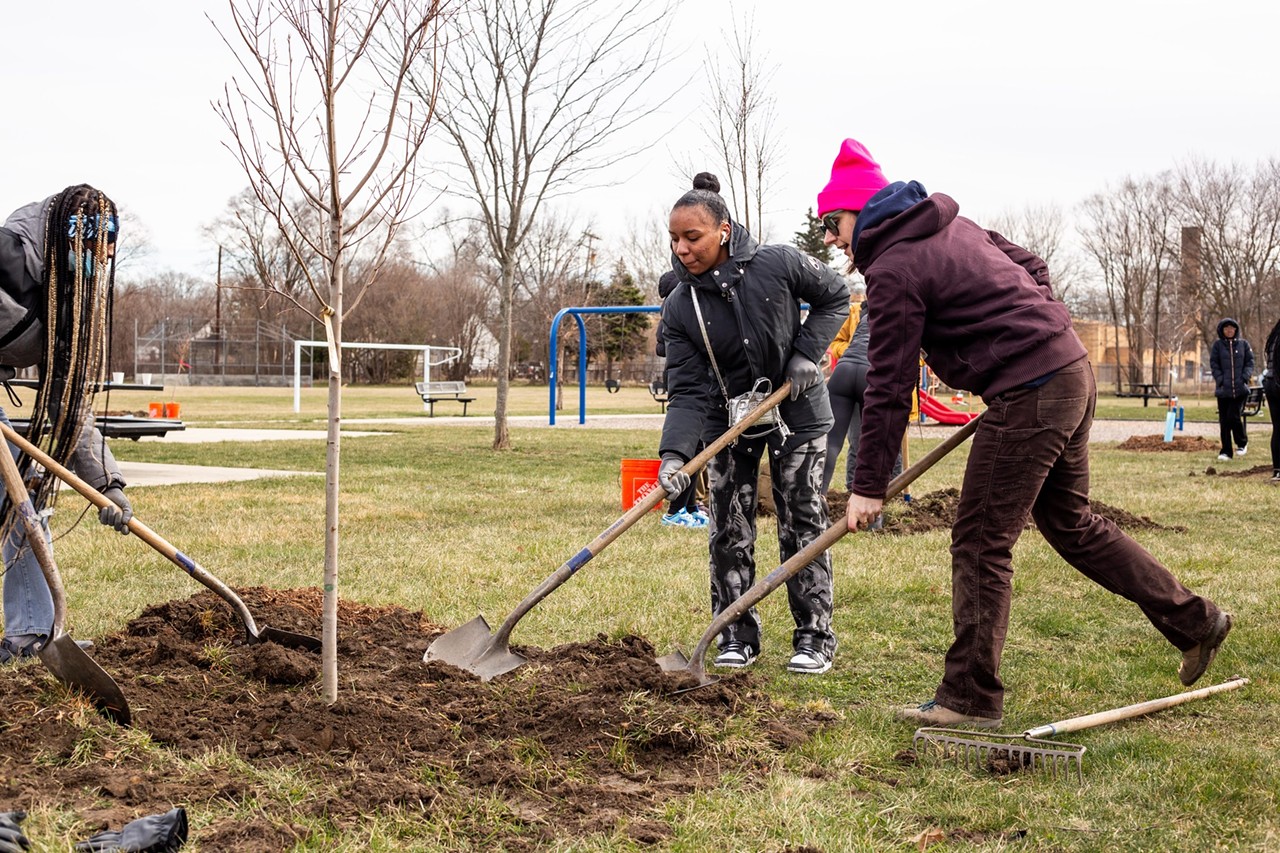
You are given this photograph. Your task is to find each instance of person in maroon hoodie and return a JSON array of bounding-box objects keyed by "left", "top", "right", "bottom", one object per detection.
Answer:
[{"left": 815, "top": 138, "right": 1233, "bottom": 729}]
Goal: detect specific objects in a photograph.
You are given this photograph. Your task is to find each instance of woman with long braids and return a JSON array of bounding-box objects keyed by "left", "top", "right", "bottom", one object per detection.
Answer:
[
  {"left": 656, "top": 173, "right": 848, "bottom": 675},
  {"left": 1262, "top": 316, "right": 1280, "bottom": 482},
  {"left": 0, "top": 184, "right": 134, "bottom": 664}
]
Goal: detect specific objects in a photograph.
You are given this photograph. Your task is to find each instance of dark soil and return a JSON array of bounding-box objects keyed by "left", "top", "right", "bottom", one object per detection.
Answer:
[
  {"left": 1117, "top": 434, "right": 1218, "bottom": 452},
  {"left": 0, "top": 589, "right": 833, "bottom": 851},
  {"left": 825, "top": 488, "right": 1185, "bottom": 534}
]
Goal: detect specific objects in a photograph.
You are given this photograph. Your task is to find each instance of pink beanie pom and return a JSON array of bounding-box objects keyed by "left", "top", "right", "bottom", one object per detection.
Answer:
[{"left": 817, "top": 138, "right": 889, "bottom": 217}]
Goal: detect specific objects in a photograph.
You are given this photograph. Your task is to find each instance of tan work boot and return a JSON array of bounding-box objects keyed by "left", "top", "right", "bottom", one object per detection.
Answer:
[
  {"left": 1179, "top": 612, "right": 1232, "bottom": 686},
  {"left": 895, "top": 700, "right": 1002, "bottom": 729}
]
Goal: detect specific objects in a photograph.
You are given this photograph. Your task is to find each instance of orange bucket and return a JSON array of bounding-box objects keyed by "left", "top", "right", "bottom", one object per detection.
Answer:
[
  {"left": 620, "top": 458, "right": 663, "bottom": 511},
  {"left": 164, "top": 402, "right": 181, "bottom": 418},
  {"left": 147, "top": 402, "right": 164, "bottom": 418}
]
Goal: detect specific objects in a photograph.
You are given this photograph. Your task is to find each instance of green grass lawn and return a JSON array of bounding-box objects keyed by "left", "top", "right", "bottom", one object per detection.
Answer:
[{"left": 16, "top": 388, "right": 1280, "bottom": 850}]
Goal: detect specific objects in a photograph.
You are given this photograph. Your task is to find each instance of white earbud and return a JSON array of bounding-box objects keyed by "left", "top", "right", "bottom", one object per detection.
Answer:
[{"left": 720, "top": 232, "right": 729, "bottom": 245}]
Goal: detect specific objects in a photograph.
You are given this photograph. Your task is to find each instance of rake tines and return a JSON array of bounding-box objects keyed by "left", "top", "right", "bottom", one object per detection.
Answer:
[{"left": 913, "top": 728, "right": 1085, "bottom": 782}]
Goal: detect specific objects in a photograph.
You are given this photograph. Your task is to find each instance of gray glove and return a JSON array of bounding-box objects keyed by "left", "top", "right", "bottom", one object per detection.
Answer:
[
  {"left": 98, "top": 486, "right": 133, "bottom": 535},
  {"left": 657, "top": 454, "right": 690, "bottom": 498},
  {"left": 75, "top": 807, "right": 187, "bottom": 852},
  {"left": 0, "top": 810, "right": 29, "bottom": 853},
  {"left": 785, "top": 353, "right": 822, "bottom": 400}
]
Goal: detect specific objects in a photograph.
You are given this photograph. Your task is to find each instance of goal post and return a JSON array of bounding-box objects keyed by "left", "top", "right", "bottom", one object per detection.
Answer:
[{"left": 292, "top": 340, "right": 462, "bottom": 412}]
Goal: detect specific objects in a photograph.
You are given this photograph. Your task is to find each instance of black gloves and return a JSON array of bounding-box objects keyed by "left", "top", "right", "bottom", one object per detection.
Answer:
[
  {"left": 657, "top": 454, "right": 690, "bottom": 499},
  {"left": 785, "top": 353, "right": 822, "bottom": 400},
  {"left": 98, "top": 486, "right": 133, "bottom": 535},
  {"left": 75, "top": 807, "right": 188, "bottom": 852},
  {"left": 0, "top": 811, "right": 28, "bottom": 853}
]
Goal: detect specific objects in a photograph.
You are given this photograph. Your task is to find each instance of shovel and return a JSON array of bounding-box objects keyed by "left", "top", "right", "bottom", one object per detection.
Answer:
[
  {"left": 426, "top": 381, "right": 795, "bottom": 680},
  {"left": 0, "top": 442, "right": 131, "bottom": 724},
  {"left": 0, "top": 422, "right": 320, "bottom": 652},
  {"left": 913, "top": 676, "right": 1249, "bottom": 781},
  {"left": 658, "top": 414, "right": 981, "bottom": 688}
]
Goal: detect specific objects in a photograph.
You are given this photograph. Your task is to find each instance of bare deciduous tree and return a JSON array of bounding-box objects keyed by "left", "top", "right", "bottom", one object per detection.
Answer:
[
  {"left": 1174, "top": 157, "right": 1280, "bottom": 345},
  {"left": 406, "top": 0, "right": 669, "bottom": 449},
  {"left": 988, "top": 203, "right": 1087, "bottom": 309},
  {"left": 690, "top": 14, "right": 779, "bottom": 239},
  {"left": 214, "top": 0, "right": 450, "bottom": 702},
  {"left": 1079, "top": 174, "right": 1179, "bottom": 390}
]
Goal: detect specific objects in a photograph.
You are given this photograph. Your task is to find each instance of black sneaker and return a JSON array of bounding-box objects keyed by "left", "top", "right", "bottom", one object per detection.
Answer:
[
  {"left": 0, "top": 634, "right": 44, "bottom": 664},
  {"left": 712, "top": 643, "right": 757, "bottom": 669},
  {"left": 1179, "top": 612, "right": 1232, "bottom": 686}
]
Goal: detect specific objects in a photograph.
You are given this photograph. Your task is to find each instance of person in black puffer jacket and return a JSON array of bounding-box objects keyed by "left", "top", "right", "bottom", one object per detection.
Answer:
[
  {"left": 1261, "top": 317, "right": 1280, "bottom": 481},
  {"left": 657, "top": 173, "right": 848, "bottom": 675},
  {"left": 1209, "top": 317, "right": 1255, "bottom": 460}
]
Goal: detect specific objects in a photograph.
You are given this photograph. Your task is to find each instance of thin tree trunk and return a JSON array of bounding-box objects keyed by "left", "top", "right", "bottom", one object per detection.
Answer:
[{"left": 493, "top": 257, "right": 514, "bottom": 450}]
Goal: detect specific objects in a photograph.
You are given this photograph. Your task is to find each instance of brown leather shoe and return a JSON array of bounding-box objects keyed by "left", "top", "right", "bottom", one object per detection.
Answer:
[
  {"left": 1179, "top": 612, "right": 1232, "bottom": 686},
  {"left": 895, "top": 700, "right": 1002, "bottom": 729}
]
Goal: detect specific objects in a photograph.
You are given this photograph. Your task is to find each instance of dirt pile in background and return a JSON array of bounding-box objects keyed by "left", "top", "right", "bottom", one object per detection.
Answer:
[
  {"left": 1117, "top": 434, "right": 1217, "bottom": 452},
  {"left": 0, "top": 589, "right": 832, "bottom": 851},
  {"left": 824, "top": 488, "right": 1184, "bottom": 534}
]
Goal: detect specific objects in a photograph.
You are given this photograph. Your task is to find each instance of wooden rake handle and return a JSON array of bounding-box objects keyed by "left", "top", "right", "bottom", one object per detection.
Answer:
[{"left": 1025, "top": 676, "right": 1249, "bottom": 739}]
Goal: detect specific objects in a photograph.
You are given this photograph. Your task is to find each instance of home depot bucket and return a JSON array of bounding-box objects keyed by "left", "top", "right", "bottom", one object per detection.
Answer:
[
  {"left": 620, "top": 458, "right": 662, "bottom": 512},
  {"left": 147, "top": 402, "right": 164, "bottom": 418},
  {"left": 164, "top": 402, "right": 181, "bottom": 418}
]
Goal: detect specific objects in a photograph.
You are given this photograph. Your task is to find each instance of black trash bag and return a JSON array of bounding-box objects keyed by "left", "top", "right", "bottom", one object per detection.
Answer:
[
  {"left": 75, "top": 807, "right": 188, "bottom": 852},
  {"left": 0, "top": 810, "right": 29, "bottom": 853}
]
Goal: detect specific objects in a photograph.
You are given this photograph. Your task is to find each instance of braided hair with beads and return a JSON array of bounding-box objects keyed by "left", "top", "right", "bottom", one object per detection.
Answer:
[{"left": 20, "top": 184, "right": 119, "bottom": 514}]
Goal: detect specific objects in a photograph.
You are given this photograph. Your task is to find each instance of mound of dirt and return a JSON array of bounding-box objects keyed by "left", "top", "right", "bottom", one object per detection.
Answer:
[
  {"left": 1117, "top": 434, "right": 1217, "bottom": 452},
  {"left": 1204, "top": 463, "right": 1275, "bottom": 479},
  {"left": 0, "top": 589, "right": 833, "bottom": 851},
  {"left": 829, "top": 488, "right": 1184, "bottom": 534}
]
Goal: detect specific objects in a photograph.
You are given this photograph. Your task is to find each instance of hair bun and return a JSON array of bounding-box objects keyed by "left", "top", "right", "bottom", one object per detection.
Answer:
[{"left": 692, "top": 172, "right": 721, "bottom": 194}]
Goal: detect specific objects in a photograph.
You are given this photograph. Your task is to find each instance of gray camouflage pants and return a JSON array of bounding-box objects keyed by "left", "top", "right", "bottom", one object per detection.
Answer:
[{"left": 707, "top": 436, "right": 837, "bottom": 658}]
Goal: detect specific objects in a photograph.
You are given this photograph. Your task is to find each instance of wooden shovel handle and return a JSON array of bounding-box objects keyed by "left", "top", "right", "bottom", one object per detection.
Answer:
[
  {"left": 0, "top": 442, "right": 67, "bottom": 637},
  {"left": 0, "top": 421, "right": 264, "bottom": 637},
  {"left": 1024, "top": 676, "right": 1249, "bottom": 739}
]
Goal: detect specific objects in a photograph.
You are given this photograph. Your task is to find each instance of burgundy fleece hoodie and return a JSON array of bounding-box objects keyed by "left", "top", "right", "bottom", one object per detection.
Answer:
[{"left": 851, "top": 189, "right": 1087, "bottom": 499}]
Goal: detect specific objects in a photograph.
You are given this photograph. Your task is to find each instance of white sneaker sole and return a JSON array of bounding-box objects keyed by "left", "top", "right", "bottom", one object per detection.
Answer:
[{"left": 786, "top": 660, "right": 832, "bottom": 674}]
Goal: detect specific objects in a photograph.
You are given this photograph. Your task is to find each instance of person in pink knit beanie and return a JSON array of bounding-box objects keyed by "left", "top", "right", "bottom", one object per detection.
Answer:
[{"left": 815, "top": 136, "right": 1231, "bottom": 732}]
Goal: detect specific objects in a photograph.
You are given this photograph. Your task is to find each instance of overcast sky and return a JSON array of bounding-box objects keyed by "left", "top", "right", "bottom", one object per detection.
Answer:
[{"left": 3, "top": 0, "right": 1278, "bottom": 280}]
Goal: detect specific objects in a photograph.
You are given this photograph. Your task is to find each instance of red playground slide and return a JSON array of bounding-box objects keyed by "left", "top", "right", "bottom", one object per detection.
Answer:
[{"left": 918, "top": 389, "right": 979, "bottom": 424}]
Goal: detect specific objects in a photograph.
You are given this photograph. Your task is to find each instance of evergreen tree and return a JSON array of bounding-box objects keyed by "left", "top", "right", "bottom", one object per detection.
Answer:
[{"left": 793, "top": 207, "right": 835, "bottom": 263}]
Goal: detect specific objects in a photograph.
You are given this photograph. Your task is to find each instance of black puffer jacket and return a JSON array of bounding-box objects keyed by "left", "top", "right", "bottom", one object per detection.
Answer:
[
  {"left": 1209, "top": 318, "right": 1254, "bottom": 398},
  {"left": 658, "top": 221, "right": 849, "bottom": 461}
]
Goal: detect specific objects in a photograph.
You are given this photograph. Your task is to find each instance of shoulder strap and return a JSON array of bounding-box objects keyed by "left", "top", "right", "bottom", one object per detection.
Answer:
[{"left": 691, "top": 289, "right": 730, "bottom": 403}]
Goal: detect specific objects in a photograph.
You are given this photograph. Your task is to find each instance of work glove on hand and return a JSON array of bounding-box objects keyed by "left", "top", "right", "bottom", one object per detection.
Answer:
[
  {"left": 98, "top": 486, "right": 133, "bottom": 535},
  {"left": 0, "top": 810, "right": 29, "bottom": 853},
  {"left": 657, "top": 454, "right": 691, "bottom": 499},
  {"left": 75, "top": 807, "right": 188, "bottom": 852},
  {"left": 0, "top": 809, "right": 29, "bottom": 850},
  {"left": 785, "top": 353, "right": 822, "bottom": 400}
]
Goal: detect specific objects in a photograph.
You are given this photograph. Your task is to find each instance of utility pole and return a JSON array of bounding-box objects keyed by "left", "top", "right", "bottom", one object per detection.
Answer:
[{"left": 215, "top": 246, "right": 223, "bottom": 374}]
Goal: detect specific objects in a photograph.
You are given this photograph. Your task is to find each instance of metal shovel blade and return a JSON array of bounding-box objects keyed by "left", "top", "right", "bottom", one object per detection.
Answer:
[
  {"left": 258, "top": 626, "right": 322, "bottom": 652},
  {"left": 655, "top": 649, "right": 690, "bottom": 672},
  {"left": 39, "top": 635, "right": 131, "bottom": 726},
  {"left": 423, "top": 615, "right": 527, "bottom": 681}
]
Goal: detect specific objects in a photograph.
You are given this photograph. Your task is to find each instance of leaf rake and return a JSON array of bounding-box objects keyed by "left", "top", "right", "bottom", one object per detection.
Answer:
[{"left": 914, "top": 676, "right": 1249, "bottom": 781}]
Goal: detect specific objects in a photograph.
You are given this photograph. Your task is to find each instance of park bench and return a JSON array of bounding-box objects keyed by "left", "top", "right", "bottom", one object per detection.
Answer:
[
  {"left": 648, "top": 379, "right": 668, "bottom": 413},
  {"left": 414, "top": 380, "right": 476, "bottom": 417},
  {"left": 1241, "top": 385, "right": 1265, "bottom": 421}
]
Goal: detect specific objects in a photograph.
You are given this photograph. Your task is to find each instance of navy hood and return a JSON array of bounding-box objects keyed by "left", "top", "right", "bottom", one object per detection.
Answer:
[
  {"left": 1216, "top": 318, "right": 1240, "bottom": 338},
  {"left": 850, "top": 180, "right": 928, "bottom": 256}
]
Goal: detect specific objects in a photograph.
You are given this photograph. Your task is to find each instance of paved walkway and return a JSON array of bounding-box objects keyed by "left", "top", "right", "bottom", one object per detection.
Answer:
[{"left": 110, "top": 416, "right": 1270, "bottom": 488}]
